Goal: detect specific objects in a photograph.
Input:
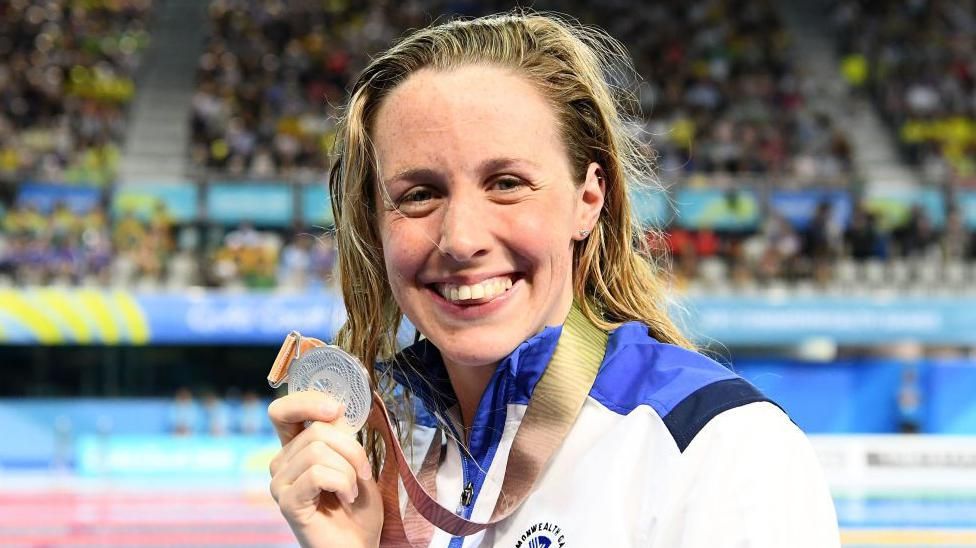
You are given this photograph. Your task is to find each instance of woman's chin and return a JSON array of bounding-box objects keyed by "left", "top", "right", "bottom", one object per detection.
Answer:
[{"left": 435, "top": 336, "right": 519, "bottom": 370}]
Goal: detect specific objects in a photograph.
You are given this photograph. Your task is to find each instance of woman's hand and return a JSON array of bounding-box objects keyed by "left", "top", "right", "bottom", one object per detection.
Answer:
[{"left": 268, "top": 391, "right": 383, "bottom": 548}]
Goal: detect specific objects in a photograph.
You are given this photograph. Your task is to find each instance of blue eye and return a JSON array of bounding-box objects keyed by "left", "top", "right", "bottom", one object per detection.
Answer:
[{"left": 493, "top": 177, "right": 524, "bottom": 191}]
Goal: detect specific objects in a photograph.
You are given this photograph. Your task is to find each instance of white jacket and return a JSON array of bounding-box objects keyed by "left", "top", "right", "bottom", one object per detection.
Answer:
[{"left": 390, "top": 321, "right": 840, "bottom": 547}]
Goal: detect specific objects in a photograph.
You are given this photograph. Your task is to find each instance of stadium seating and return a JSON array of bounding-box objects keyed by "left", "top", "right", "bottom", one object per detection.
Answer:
[
  {"left": 833, "top": 0, "right": 976, "bottom": 187},
  {"left": 0, "top": 0, "right": 153, "bottom": 186}
]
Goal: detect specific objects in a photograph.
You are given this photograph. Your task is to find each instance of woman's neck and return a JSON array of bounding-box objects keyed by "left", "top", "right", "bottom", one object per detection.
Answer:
[{"left": 442, "top": 359, "right": 498, "bottom": 438}]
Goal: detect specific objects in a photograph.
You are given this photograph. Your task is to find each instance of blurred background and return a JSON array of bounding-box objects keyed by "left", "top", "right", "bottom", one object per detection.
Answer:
[{"left": 1, "top": 0, "right": 975, "bottom": 546}]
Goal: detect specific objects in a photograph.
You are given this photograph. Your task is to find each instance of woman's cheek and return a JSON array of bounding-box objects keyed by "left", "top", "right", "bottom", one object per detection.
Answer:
[
  {"left": 382, "top": 216, "right": 428, "bottom": 270},
  {"left": 385, "top": 243, "right": 418, "bottom": 283},
  {"left": 503, "top": 203, "right": 572, "bottom": 251}
]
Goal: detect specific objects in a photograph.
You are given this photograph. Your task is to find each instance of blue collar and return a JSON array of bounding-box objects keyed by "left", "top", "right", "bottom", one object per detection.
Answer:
[
  {"left": 382, "top": 325, "right": 563, "bottom": 524},
  {"left": 386, "top": 324, "right": 564, "bottom": 421}
]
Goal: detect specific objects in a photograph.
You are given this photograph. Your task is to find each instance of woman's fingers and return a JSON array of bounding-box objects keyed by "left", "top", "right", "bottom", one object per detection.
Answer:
[
  {"left": 269, "top": 421, "right": 373, "bottom": 481},
  {"left": 271, "top": 440, "right": 358, "bottom": 494},
  {"left": 271, "top": 441, "right": 360, "bottom": 504},
  {"left": 268, "top": 391, "right": 345, "bottom": 445},
  {"left": 285, "top": 463, "right": 360, "bottom": 508}
]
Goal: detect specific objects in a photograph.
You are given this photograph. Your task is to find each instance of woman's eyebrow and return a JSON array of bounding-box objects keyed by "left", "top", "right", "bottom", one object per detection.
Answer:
[
  {"left": 383, "top": 167, "right": 444, "bottom": 187},
  {"left": 383, "top": 157, "right": 540, "bottom": 186},
  {"left": 478, "top": 157, "right": 540, "bottom": 174}
]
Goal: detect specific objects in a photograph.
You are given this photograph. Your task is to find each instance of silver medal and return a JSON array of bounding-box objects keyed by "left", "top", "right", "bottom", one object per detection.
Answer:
[{"left": 287, "top": 345, "right": 372, "bottom": 433}]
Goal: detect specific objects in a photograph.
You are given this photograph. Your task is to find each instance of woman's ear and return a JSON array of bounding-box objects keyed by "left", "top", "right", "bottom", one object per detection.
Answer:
[{"left": 575, "top": 162, "right": 606, "bottom": 240}]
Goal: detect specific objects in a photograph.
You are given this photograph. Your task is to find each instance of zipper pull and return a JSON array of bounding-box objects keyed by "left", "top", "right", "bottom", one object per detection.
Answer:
[{"left": 460, "top": 481, "right": 474, "bottom": 507}]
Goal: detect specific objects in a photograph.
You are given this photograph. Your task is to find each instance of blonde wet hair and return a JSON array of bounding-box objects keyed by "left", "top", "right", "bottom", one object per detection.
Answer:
[{"left": 328, "top": 11, "right": 694, "bottom": 464}]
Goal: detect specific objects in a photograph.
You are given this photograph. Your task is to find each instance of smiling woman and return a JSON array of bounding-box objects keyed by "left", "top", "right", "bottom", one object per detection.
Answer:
[
  {"left": 373, "top": 65, "right": 604, "bottom": 422},
  {"left": 266, "top": 11, "right": 840, "bottom": 548}
]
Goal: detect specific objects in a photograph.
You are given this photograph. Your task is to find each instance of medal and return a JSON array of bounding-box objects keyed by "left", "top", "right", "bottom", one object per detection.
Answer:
[{"left": 269, "top": 332, "right": 372, "bottom": 434}]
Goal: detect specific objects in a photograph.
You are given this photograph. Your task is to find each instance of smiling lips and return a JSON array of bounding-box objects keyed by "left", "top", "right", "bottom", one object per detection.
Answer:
[{"left": 434, "top": 275, "right": 515, "bottom": 304}]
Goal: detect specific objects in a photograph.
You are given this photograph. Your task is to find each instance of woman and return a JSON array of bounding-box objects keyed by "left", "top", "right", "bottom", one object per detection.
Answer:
[{"left": 268, "top": 12, "right": 839, "bottom": 547}]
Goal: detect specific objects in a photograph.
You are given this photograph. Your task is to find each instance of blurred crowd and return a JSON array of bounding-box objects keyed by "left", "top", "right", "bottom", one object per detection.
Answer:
[
  {"left": 664, "top": 201, "right": 976, "bottom": 293},
  {"left": 0, "top": 0, "right": 152, "bottom": 186},
  {"left": 189, "top": 0, "right": 408, "bottom": 179},
  {"left": 0, "top": 197, "right": 339, "bottom": 290},
  {"left": 593, "top": 0, "right": 854, "bottom": 185},
  {"left": 189, "top": 0, "right": 855, "bottom": 185},
  {"left": 834, "top": 0, "right": 976, "bottom": 187},
  {"left": 3, "top": 189, "right": 975, "bottom": 293}
]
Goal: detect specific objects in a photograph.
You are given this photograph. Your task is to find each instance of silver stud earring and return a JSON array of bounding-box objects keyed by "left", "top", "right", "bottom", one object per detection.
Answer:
[{"left": 579, "top": 229, "right": 590, "bottom": 238}]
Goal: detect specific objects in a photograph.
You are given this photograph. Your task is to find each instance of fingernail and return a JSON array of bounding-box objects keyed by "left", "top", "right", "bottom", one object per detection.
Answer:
[
  {"left": 345, "top": 484, "right": 359, "bottom": 504},
  {"left": 320, "top": 401, "right": 338, "bottom": 417},
  {"left": 358, "top": 461, "right": 373, "bottom": 481}
]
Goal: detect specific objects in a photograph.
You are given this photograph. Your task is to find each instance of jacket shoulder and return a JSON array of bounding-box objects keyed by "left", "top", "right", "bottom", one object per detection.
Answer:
[{"left": 590, "top": 322, "right": 781, "bottom": 452}]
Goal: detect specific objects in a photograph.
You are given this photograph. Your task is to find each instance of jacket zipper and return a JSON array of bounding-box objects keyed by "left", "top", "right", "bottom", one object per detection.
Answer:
[
  {"left": 455, "top": 438, "right": 477, "bottom": 516},
  {"left": 440, "top": 412, "right": 478, "bottom": 517},
  {"left": 450, "top": 440, "right": 476, "bottom": 548}
]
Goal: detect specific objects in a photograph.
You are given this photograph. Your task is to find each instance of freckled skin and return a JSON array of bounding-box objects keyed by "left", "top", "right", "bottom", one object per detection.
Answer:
[{"left": 373, "top": 65, "right": 604, "bottom": 423}]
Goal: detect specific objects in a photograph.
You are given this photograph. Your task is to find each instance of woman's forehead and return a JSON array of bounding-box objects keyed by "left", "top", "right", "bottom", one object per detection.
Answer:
[{"left": 372, "top": 65, "right": 565, "bottom": 174}]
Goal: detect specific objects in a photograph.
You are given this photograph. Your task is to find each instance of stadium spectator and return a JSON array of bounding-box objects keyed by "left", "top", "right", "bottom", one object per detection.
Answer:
[
  {"left": 745, "top": 213, "right": 802, "bottom": 283},
  {"left": 202, "top": 391, "right": 230, "bottom": 437},
  {"left": 893, "top": 204, "right": 940, "bottom": 259},
  {"left": 168, "top": 387, "right": 198, "bottom": 436},
  {"left": 308, "top": 231, "right": 338, "bottom": 288},
  {"left": 845, "top": 204, "right": 889, "bottom": 260},
  {"left": 897, "top": 365, "right": 922, "bottom": 434},
  {"left": 801, "top": 201, "right": 844, "bottom": 280},
  {"left": 209, "top": 221, "right": 281, "bottom": 289},
  {"left": 236, "top": 390, "right": 266, "bottom": 435},
  {"left": 277, "top": 231, "right": 313, "bottom": 290},
  {"left": 942, "top": 208, "right": 976, "bottom": 260}
]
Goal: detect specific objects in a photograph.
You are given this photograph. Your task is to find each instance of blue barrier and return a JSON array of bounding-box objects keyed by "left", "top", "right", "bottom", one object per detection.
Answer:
[
  {"left": 2, "top": 356, "right": 974, "bottom": 470},
  {"left": 866, "top": 188, "right": 945, "bottom": 229},
  {"left": 678, "top": 295, "right": 976, "bottom": 346},
  {"left": 76, "top": 435, "right": 279, "bottom": 477},
  {"left": 302, "top": 185, "right": 334, "bottom": 226},
  {"left": 961, "top": 192, "right": 976, "bottom": 229},
  {"left": 0, "top": 398, "right": 273, "bottom": 470},
  {"left": 737, "top": 357, "right": 976, "bottom": 434},
  {"left": 16, "top": 183, "right": 102, "bottom": 214},
  {"left": 4, "top": 289, "right": 976, "bottom": 346},
  {"left": 207, "top": 182, "right": 293, "bottom": 226},
  {"left": 735, "top": 359, "right": 903, "bottom": 433},
  {"left": 0, "top": 289, "right": 346, "bottom": 345},
  {"left": 675, "top": 188, "right": 760, "bottom": 230},
  {"left": 629, "top": 186, "right": 672, "bottom": 227},
  {"left": 925, "top": 359, "right": 976, "bottom": 434},
  {"left": 769, "top": 189, "right": 852, "bottom": 230},
  {"left": 112, "top": 181, "right": 198, "bottom": 222}
]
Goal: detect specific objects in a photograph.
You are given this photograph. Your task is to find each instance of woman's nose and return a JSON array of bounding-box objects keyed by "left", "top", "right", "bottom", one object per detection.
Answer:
[{"left": 436, "top": 197, "right": 490, "bottom": 263}]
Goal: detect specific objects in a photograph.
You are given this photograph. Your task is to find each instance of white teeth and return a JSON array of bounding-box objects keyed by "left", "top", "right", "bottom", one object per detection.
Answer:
[
  {"left": 436, "top": 276, "right": 515, "bottom": 303},
  {"left": 470, "top": 284, "right": 485, "bottom": 299}
]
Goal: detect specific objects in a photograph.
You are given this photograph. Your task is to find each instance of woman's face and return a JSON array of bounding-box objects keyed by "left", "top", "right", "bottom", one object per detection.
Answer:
[{"left": 373, "top": 64, "right": 604, "bottom": 371}]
